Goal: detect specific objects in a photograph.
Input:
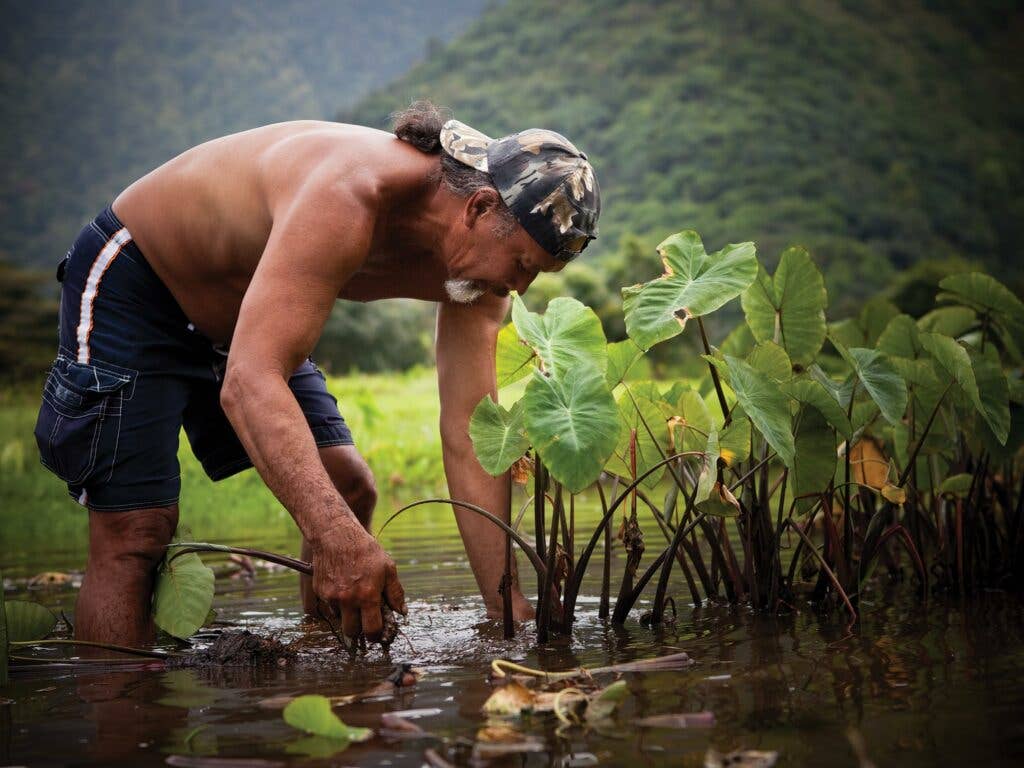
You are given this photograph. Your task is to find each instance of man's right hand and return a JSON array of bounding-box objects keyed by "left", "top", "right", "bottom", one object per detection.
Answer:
[{"left": 310, "top": 518, "right": 406, "bottom": 641}]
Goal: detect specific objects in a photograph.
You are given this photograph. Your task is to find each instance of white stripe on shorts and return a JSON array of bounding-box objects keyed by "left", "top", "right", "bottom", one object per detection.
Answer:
[{"left": 76, "top": 227, "right": 132, "bottom": 364}]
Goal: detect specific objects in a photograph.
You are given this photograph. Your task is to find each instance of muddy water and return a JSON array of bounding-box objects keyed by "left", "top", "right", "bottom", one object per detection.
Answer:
[{"left": 3, "top": 515, "right": 1024, "bottom": 767}]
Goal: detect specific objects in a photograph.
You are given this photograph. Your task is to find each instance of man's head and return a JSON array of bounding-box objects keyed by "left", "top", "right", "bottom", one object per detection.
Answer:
[{"left": 392, "top": 101, "right": 600, "bottom": 302}]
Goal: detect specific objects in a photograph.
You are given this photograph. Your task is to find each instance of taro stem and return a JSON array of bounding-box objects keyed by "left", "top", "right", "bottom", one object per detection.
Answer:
[
  {"left": 650, "top": 475, "right": 700, "bottom": 625},
  {"left": 537, "top": 482, "right": 563, "bottom": 642},
  {"left": 501, "top": 473, "right": 515, "bottom": 639},
  {"left": 697, "top": 316, "right": 731, "bottom": 426},
  {"left": 596, "top": 477, "right": 613, "bottom": 621},
  {"left": 612, "top": 432, "right": 645, "bottom": 625},
  {"left": 534, "top": 454, "right": 548, "bottom": 599}
]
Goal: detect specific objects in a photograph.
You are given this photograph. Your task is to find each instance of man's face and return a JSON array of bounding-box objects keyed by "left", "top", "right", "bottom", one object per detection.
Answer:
[{"left": 445, "top": 192, "right": 568, "bottom": 303}]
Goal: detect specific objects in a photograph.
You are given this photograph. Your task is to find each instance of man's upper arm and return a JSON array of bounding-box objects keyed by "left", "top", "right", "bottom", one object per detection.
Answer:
[
  {"left": 230, "top": 182, "right": 373, "bottom": 377},
  {"left": 436, "top": 294, "right": 510, "bottom": 435}
]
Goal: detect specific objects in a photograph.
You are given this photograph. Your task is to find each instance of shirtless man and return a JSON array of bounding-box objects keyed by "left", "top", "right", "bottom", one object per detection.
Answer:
[{"left": 34, "top": 101, "right": 601, "bottom": 645}]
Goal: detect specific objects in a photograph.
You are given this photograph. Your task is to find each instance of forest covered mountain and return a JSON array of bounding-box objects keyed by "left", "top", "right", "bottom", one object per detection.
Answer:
[
  {"left": 0, "top": 0, "right": 488, "bottom": 267},
  {"left": 346, "top": 0, "right": 1024, "bottom": 315}
]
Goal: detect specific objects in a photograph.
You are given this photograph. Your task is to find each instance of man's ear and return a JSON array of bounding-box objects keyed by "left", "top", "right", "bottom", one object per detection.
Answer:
[{"left": 464, "top": 188, "right": 503, "bottom": 230}]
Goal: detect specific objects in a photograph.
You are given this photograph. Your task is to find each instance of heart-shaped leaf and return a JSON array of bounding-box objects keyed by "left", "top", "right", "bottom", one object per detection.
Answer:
[
  {"left": 782, "top": 378, "right": 852, "bottom": 439},
  {"left": 470, "top": 397, "right": 530, "bottom": 475},
  {"left": 937, "top": 273, "right": 1024, "bottom": 324},
  {"left": 153, "top": 549, "right": 215, "bottom": 640},
  {"left": 832, "top": 340, "right": 908, "bottom": 425},
  {"left": 748, "top": 341, "right": 793, "bottom": 384},
  {"left": 723, "top": 355, "right": 795, "bottom": 467},
  {"left": 741, "top": 247, "right": 827, "bottom": 368},
  {"left": 283, "top": 695, "right": 372, "bottom": 742},
  {"left": 792, "top": 406, "right": 837, "bottom": 513},
  {"left": 496, "top": 322, "right": 535, "bottom": 387},
  {"left": 522, "top": 364, "right": 620, "bottom": 494},
  {"left": 969, "top": 345, "right": 1010, "bottom": 445},
  {"left": 623, "top": 231, "right": 757, "bottom": 351},
  {"left": 609, "top": 382, "right": 670, "bottom": 489},
  {"left": 605, "top": 339, "right": 646, "bottom": 388},
  {"left": 512, "top": 294, "right": 607, "bottom": 378}
]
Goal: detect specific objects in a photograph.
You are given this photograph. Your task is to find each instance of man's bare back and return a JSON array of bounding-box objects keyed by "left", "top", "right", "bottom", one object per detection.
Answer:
[{"left": 114, "top": 121, "right": 452, "bottom": 344}]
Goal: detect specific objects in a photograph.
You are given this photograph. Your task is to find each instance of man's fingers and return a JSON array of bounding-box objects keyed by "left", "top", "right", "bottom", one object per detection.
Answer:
[
  {"left": 385, "top": 568, "right": 407, "bottom": 616},
  {"left": 360, "top": 603, "right": 384, "bottom": 641},
  {"left": 340, "top": 606, "right": 361, "bottom": 640}
]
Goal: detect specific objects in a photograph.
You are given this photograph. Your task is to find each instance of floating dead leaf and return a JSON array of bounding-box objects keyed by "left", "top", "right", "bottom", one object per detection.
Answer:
[
  {"left": 880, "top": 483, "right": 906, "bottom": 505},
  {"left": 27, "top": 571, "right": 76, "bottom": 589},
  {"left": 636, "top": 711, "right": 715, "bottom": 728},
  {"left": 705, "top": 748, "right": 778, "bottom": 768},
  {"left": 482, "top": 680, "right": 536, "bottom": 716}
]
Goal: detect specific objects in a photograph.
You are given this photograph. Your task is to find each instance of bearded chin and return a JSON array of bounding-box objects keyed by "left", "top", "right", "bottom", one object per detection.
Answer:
[{"left": 444, "top": 278, "right": 486, "bottom": 304}]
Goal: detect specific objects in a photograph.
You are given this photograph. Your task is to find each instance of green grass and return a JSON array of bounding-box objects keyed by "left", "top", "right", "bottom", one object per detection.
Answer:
[{"left": 0, "top": 368, "right": 466, "bottom": 569}]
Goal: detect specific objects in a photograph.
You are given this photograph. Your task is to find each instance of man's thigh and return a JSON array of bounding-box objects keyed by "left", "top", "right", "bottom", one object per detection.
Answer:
[{"left": 184, "top": 358, "right": 356, "bottom": 481}]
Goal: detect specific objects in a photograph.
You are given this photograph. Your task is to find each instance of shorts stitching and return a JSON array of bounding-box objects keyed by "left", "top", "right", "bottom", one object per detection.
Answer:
[{"left": 102, "top": 390, "right": 125, "bottom": 484}]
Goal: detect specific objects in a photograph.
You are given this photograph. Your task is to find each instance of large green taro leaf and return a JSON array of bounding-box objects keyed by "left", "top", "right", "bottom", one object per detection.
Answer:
[
  {"left": 969, "top": 345, "right": 1010, "bottom": 445},
  {"left": 832, "top": 340, "right": 907, "bottom": 425},
  {"left": 623, "top": 230, "right": 757, "bottom": 351},
  {"left": 937, "top": 273, "right": 1024, "bottom": 324},
  {"left": 469, "top": 397, "right": 530, "bottom": 475},
  {"left": 512, "top": 294, "right": 607, "bottom": 378},
  {"left": 4, "top": 601, "right": 56, "bottom": 643},
  {"left": 741, "top": 247, "right": 827, "bottom": 368},
  {"left": 918, "top": 332, "right": 985, "bottom": 421},
  {"left": 748, "top": 341, "right": 793, "bottom": 384},
  {"left": 153, "top": 550, "right": 215, "bottom": 640},
  {"left": 792, "top": 406, "right": 837, "bottom": 513},
  {"left": 876, "top": 314, "right": 922, "bottom": 360},
  {"left": 522, "top": 365, "right": 620, "bottom": 494},
  {"left": 665, "top": 386, "right": 714, "bottom": 453},
  {"left": 782, "top": 378, "right": 852, "bottom": 439},
  {"left": 605, "top": 339, "right": 646, "bottom": 388},
  {"left": 719, "top": 412, "right": 752, "bottom": 466},
  {"left": 917, "top": 306, "right": 976, "bottom": 338},
  {"left": 609, "top": 382, "right": 670, "bottom": 489},
  {"left": 829, "top": 297, "right": 900, "bottom": 350},
  {"left": 724, "top": 355, "right": 795, "bottom": 467},
  {"left": 496, "top": 322, "right": 535, "bottom": 387}
]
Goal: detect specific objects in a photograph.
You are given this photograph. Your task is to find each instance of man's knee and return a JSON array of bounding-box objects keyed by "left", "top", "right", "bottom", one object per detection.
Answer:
[
  {"left": 88, "top": 505, "right": 179, "bottom": 570},
  {"left": 321, "top": 447, "right": 377, "bottom": 529},
  {"left": 342, "top": 469, "right": 377, "bottom": 528}
]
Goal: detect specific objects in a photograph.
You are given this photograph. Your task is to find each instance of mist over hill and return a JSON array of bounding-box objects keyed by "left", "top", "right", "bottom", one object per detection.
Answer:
[
  {"left": 346, "top": 0, "right": 1024, "bottom": 313},
  {"left": 0, "top": 0, "right": 488, "bottom": 267}
]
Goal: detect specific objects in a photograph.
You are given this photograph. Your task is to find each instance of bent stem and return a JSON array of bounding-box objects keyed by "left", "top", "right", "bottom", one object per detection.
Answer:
[
  {"left": 379, "top": 498, "right": 548, "bottom": 581},
  {"left": 785, "top": 518, "right": 857, "bottom": 623}
]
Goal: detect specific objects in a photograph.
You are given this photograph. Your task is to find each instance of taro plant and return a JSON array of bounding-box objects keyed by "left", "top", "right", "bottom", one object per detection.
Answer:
[{"left": 465, "top": 229, "right": 1021, "bottom": 638}]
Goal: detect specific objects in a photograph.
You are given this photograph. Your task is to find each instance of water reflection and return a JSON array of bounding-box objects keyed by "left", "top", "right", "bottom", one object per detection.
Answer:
[{"left": 2, "top": 556, "right": 1022, "bottom": 765}]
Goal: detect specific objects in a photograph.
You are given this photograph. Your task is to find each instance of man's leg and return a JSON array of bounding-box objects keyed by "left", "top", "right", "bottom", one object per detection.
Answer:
[
  {"left": 75, "top": 505, "right": 179, "bottom": 644},
  {"left": 300, "top": 445, "right": 377, "bottom": 613}
]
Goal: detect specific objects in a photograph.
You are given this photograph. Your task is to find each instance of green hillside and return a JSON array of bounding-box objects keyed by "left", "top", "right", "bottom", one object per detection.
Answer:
[
  {"left": 1, "top": 0, "right": 487, "bottom": 267},
  {"left": 345, "top": 0, "right": 1024, "bottom": 317}
]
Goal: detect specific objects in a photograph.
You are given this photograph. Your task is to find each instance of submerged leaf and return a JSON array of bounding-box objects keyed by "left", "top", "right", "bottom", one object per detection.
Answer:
[
  {"left": 283, "top": 695, "right": 372, "bottom": 742},
  {"left": 4, "top": 600, "right": 56, "bottom": 643},
  {"left": 469, "top": 397, "right": 530, "bottom": 475},
  {"left": 153, "top": 550, "right": 215, "bottom": 640},
  {"left": 623, "top": 231, "right": 757, "bottom": 350},
  {"left": 741, "top": 247, "right": 827, "bottom": 367}
]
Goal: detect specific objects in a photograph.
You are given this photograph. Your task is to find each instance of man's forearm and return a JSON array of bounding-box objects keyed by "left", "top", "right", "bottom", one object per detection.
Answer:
[
  {"left": 441, "top": 431, "right": 533, "bottom": 618},
  {"left": 221, "top": 370, "right": 359, "bottom": 544}
]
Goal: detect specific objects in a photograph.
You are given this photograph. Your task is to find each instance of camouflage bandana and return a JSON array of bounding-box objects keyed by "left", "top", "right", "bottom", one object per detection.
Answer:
[{"left": 440, "top": 119, "right": 600, "bottom": 261}]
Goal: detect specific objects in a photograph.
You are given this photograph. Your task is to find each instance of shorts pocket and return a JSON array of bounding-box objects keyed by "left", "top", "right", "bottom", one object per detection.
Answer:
[{"left": 34, "top": 357, "right": 134, "bottom": 486}]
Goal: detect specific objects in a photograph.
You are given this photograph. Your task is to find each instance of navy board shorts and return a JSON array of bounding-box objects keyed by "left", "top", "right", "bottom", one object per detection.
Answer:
[{"left": 33, "top": 206, "right": 354, "bottom": 511}]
